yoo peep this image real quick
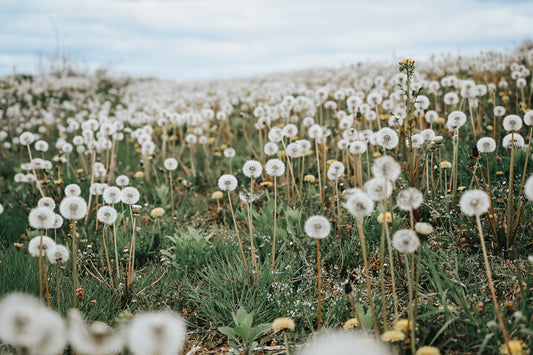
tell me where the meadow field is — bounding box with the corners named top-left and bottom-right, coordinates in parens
top-left (0, 47), bottom-right (532, 354)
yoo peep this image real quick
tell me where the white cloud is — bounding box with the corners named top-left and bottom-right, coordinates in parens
top-left (1, 0), bottom-right (532, 79)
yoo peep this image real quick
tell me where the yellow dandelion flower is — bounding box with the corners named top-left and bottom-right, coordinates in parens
top-left (220, 144), bottom-right (228, 150)
top-left (416, 346), bottom-right (441, 355)
top-left (13, 243), bottom-right (23, 249)
top-left (440, 161), bottom-right (452, 169)
top-left (436, 117), bottom-right (446, 125)
top-left (502, 95), bottom-right (510, 103)
top-left (54, 178), bottom-right (63, 185)
top-left (302, 150), bottom-right (314, 157)
top-left (208, 137), bottom-right (216, 144)
top-left (393, 319), bottom-right (411, 333)
top-left (304, 175), bottom-right (316, 183)
top-left (76, 168), bottom-right (84, 174)
top-left (377, 212), bottom-right (392, 224)
top-left (458, 186), bottom-right (466, 191)
top-left (500, 339), bottom-right (529, 355)
top-left (211, 191), bottom-right (224, 200)
top-left (381, 330), bottom-right (406, 343)
top-left (496, 171), bottom-right (504, 176)
top-left (260, 181), bottom-right (273, 188)
top-left (278, 150), bottom-right (286, 159)
top-left (486, 125), bottom-right (493, 132)
top-left (373, 151), bottom-right (382, 158)
top-left (134, 171), bottom-right (144, 179)
top-left (213, 151), bottom-right (222, 157)
top-left (326, 159), bottom-right (339, 166)
top-left (343, 318), bottom-right (360, 329)
top-left (150, 208), bottom-right (165, 218)
top-left (272, 317), bottom-right (295, 333)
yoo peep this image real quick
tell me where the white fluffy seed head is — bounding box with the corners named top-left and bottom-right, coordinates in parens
top-left (127, 311), bottom-right (187, 355)
top-left (59, 196), bottom-right (88, 220)
top-left (0, 293), bottom-right (67, 354)
top-left (396, 188), bottom-right (424, 211)
top-left (375, 128), bottom-right (399, 150)
top-left (305, 216), bottom-right (331, 239)
top-left (242, 160), bottom-right (262, 179)
top-left (364, 178), bottom-right (393, 201)
top-left (300, 329), bottom-right (389, 355)
top-left (121, 187), bottom-right (140, 205)
top-left (502, 133), bottom-right (524, 149)
top-left (37, 197), bottom-right (56, 211)
top-left (371, 156), bottom-right (401, 181)
top-left (286, 142), bottom-right (302, 158)
top-left (97, 206), bottom-right (118, 225)
top-left (476, 137), bottom-right (496, 153)
top-left (524, 175), bottom-right (533, 201)
top-left (218, 174), bottom-right (238, 192)
top-left (415, 222), bottom-right (434, 235)
top-left (265, 159), bottom-right (286, 177)
top-left (446, 111), bottom-right (467, 129)
top-left (327, 161), bottom-right (345, 180)
top-left (47, 244), bottom-right (70, 264)
top-left (503, 114), bottom-right (523, 132)
top-left (68, 309), bottom-right (125, 355)
top-left (164, 158), bottom-right (178, 171)
top-left (65, 184), bottom-right (82, 197)
top-left (264, 142), bottom-right (279, 156)
top-left (28, 207), bottom-right (55, 229)
top-left (223, 148), bottom-right (236, 158)
top-left (115, 175), bottom-right (130, 187)
top-left (343, 189), bottom-right (374, 218)
top-left (524, 111), bottom-right (533, 126)
top-left (460, 189), bottom-right (490, 216)
top-left (28, 236), bottom-right (56, 257)
top-left (393, 229), bottom-right (420, 253)
top-left (103, 186), bottom-right (122, 204)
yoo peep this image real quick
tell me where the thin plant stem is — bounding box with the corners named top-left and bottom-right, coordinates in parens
top-left (113, 222), bottom-right (120, 279)
top-left (507, 135), bottom-right (515, 248)
top-left (475, 215), bottom-right (511, 354)
top-left (102, 225), bottom-right (115, 289)
top-left (38, 234), bottom-right (44, 303)
top-left (56, 264), bottom-right (60, 312)
top-left (71, 221), bottom-right (78, 308)
top-left (356, 217), bottom-right (380, 336)
top-left (315, 140), bottom-right (324, 209)
top-left (249, 178), bottom-right (259, 281)
top-left (406, 253), bottom-right (416, 354)
top-left (43, 260), bottom-right (51, 308)
top-left (271, 177), bottom-right (278, 271)
top-left (317, 238), bottom-right (322, 330)
top-left (378, 216), bottom-right (388, 330)
top-left (383, 201), bottom-right (399, 321)
top-left (227, 192), bottom-right (251, 282)
top-left (26, 145), bottom-right (45, 197)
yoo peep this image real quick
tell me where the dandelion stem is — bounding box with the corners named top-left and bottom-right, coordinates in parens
top-left (406, 253), bottom-right (416, 354)
top-left (475, 215), bottom-right (511, 354)
top-left (271, 177), bottom-right (278, 271)
top-left (102, 225), bottom-right (115, 289)
top-left (316, 238), bottom-right (322, 330)
top-left (71, 221), bottom-right (78, 308)
top-left (356, 217), bottom-right (380, 336)
top-left (227, 192), bottom-right (251, 283)
top-left (249, 178), bottom-right (260, 281)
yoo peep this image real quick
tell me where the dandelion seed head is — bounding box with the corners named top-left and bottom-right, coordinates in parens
top-left (393, 229), bottom-right (420, 253)
top-left (301, 330), bottom-right (389, 355)
top-left (218, 174), bottom-right (238, 192)
top-left (503, 114), bottom-right (523, 132)
top-left (477, 137), bottom-right (496, 153)
top-left (47, 244), bottom-right (70, 264)
top-left (375, 128), bottom-right (399, 150)
top-left (60, 196), bottom-right (88, 220)
top-left (28, 236), bottom-right (56, 257)
top-left (242, 160), bottom-right (262, 179)
top-left (97, 206), bottom-right (118, 225)
top-left (163, 158), bottom-right (178, 171)
top-left (265, 159), bottom-right (286, 177)
top-left (344, 189), bottom-right (374, 218)
top-left (28, 207), bottom-right (55, 229)
top-left (372, 156), bottom-right (401, 181)
top-left (304, 215), bottom-right (331, 239)
top-left (121, 187), bottom-right (140, 205)
top-left (460, 189), bottom-right (490, 216)
top-left (502, 133), bottom-right (524, 149)
top-left (396, 188), bottom-right (424, 211)
top-left (65, 184), bottom-right (81, 197)
top-left (38, 197), bottom-right (56, 210)
top-left (127, 311), bottom-right (186, 355)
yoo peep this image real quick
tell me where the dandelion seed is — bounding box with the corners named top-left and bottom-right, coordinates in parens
top-left (396, 188), bottom-right (424, 211)
top-left (127, 311), bottom-right (186, 355)
top-left (163, 158), bottom-right (178, 171)
top-left (28, 207), bottom-right (55, 229)
top-left (460, 190), bottom-right (490, 216)
top-left (121, 187), bottom-right (140, 205)
top-left (242, 160), bottom-right (262, 179)
top-left (218, 174), bottom-right (238, 191)
top-left (59, 196), bottom-right (88, 220)
top-left (392, 229), bottom-right (420, 253)
top-left (477, 137), bottom-right (496, 153)
top-left (305, 216), bottom-right (331, 239)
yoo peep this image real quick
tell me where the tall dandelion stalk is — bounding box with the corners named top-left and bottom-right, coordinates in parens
top-left (460, 190), bottom-right (511, 354)
top-left (305, 216), bottom-right (331, 330)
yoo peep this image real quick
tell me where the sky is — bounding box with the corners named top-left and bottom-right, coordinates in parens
top-left (1, 0), bottom-right (532, 80)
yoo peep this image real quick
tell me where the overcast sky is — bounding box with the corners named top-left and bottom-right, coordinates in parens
top-left (1, 0), bottom-right (532, 80)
